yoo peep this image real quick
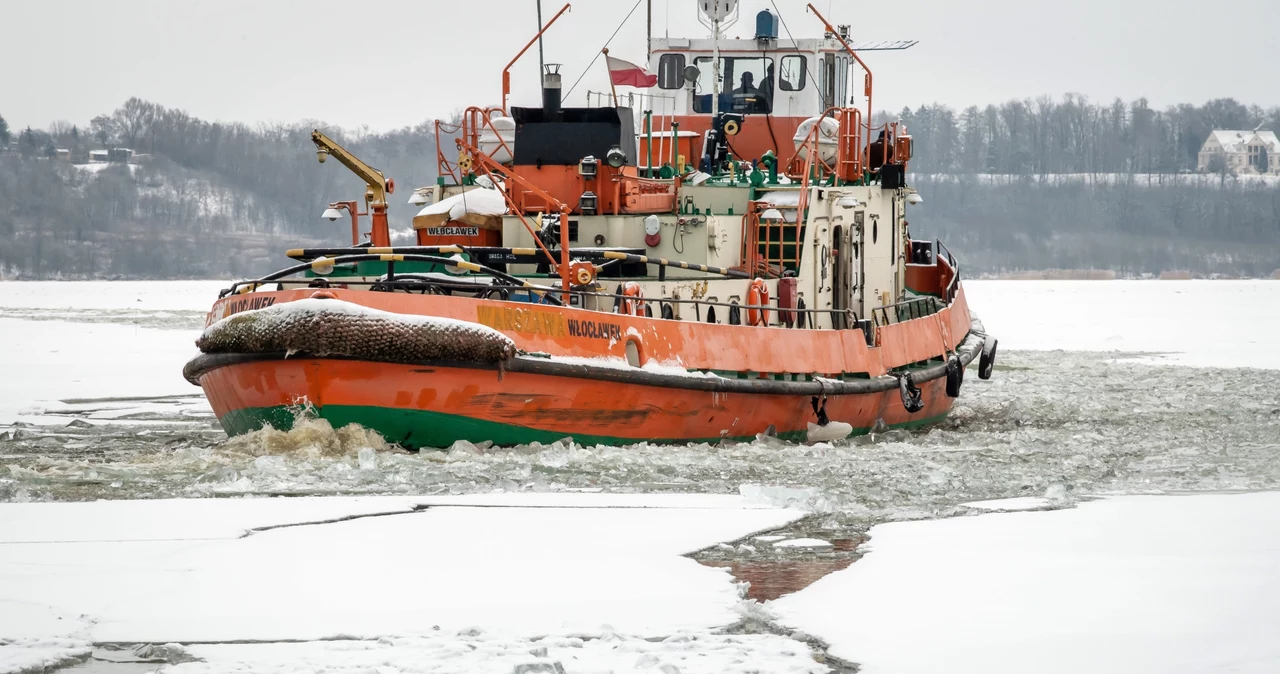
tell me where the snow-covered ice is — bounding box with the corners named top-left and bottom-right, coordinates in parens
top-left (0, 494), bottom-right (802, 645)
top-left (964, 279), bottom-right (1280, 369)
top-left (0, 281), bottom-right (219, 425)
top-left (171, 632), bottom-right (825, 674)
top-left (3, 279), bottom-right (1280, 672)
top-left (772, 492), bottom-right (1280, 673)
top-left (772, 538), bottom-right (833, 548)
top-left (959, 496), bottom-right (1053, 511)
top-left (0, 638), bottom-right (92, 674)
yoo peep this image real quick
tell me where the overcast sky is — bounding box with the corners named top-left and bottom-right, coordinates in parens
top-left (5, 0), bottom-right (1277, 132)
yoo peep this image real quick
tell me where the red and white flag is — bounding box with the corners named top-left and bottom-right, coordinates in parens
top-left (605, 54), bottom-right (657, 88)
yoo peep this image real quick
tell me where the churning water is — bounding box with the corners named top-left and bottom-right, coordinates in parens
top-left (2, 281), bottom-right (1278, 525)
top-left (3, 348), bottom-right (1277, 524)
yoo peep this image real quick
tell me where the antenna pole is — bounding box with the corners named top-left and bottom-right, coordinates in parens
top-left (646, 0), bottom-right (652, 62)
top-left (711, 8), bottom-right (721, 118)
top-left (537, 0), bottom-right (545, 73)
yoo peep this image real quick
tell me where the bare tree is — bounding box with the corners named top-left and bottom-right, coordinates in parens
top-left (48, 120), bottom-right (74, 140)
top-left (112, 97), bottom-right (157, 149)
top-left (90, 115), bottom-right (115, 148)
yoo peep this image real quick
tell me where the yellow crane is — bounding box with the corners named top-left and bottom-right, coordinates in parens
top-left (312, 130), bottom-right (395, 247)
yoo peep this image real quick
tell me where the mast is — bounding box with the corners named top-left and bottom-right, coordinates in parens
top-left (646, 0), bottom-right (652, 62)
top-left (711, 12), bottom-right (720, 118)
top-left (696, 1), bottom-right (738, 120)
top-left (537, 0), bottom-right (545, 73)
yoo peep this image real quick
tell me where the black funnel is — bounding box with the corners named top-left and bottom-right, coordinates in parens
top-left (542, 64), bottom-right (562, 121)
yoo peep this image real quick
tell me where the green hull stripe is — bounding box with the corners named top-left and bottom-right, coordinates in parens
top-left (219, 405), bottom-right (951, 450)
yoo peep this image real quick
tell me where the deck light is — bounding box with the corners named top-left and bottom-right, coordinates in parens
top-left (408, 190), bottom-right (431, 206)
top-left (761, 208), bottom-right (784, 221)
top-left (321, 207), bottom-right (344, 221)
top-left (605, 146), bottom-right (627, 168)
top-left (837, 196), bottom-right (860, 208)
top-left (906, 193), bottom-right (923, 205)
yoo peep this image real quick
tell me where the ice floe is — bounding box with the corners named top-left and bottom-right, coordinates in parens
top-left (772, 492), bottom-right (1280, 673)
top-left (0, 494), bottom-right (802, 645)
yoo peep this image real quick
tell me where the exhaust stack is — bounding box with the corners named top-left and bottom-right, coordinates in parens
top-left (542, 63), bottom-right (562, 121)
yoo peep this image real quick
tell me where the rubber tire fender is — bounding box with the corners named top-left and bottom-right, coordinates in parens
top-left (945, 354), bottom-right (963, 398)
top-left (899, 373), bottom-right (924, 413)
top-left (979, 338), bottom-right (998, 380)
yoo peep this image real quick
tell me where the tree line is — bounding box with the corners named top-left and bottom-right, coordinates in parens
top-left (882, 96), bottom-right (1280, 276)
top-left (0, 100), bottom-right (445, 278)
top-left (889, 96), bottom-right (1280, 175)
top-left (1, 95), bottom-right (1278, 279)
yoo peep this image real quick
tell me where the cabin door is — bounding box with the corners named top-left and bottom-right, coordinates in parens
top-left (831, 224), bottom-right (854, 329)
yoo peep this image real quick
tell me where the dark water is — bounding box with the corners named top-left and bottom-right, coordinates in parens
top-left (699, 536), bottom-right (865, 601)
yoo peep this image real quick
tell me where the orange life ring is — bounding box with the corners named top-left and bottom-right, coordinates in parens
top-left (747, 278), bottom-right (770, 326)
top-left (621, 281), bottom-right (644, 316)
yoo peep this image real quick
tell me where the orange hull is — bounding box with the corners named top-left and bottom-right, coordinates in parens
top-left (194, 357), bottom-right (960, 447)
top-left (191, 285), bottom-right (979, 448)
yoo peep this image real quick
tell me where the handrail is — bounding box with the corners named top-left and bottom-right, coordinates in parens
top-left (235, 275), bottom-right (867, 328)
top-left (937, 240), bottom-right (960, 301)
top-left (436, 107), bottom-right (510, 184)
top-left (464, 106), bottom-right (514, 165)
top-left (871, 296), bottom-right (943, 327)
top-left (219, 253), bottom-right (563, 304)
top-left (455, 137), bottom-right (573, 290)
top-left (434, 120), bottom-right (459, 183)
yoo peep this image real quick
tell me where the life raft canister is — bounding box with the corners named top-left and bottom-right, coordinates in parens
top-left (621, 281), bottom-right (644, 316)
top-left (747, 278), bottom-right (770, 326)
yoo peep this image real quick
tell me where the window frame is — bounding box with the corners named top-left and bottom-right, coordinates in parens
top-left (657, 53), bottom-right (687, 90)
top-left (690, 55), bottom-right (775, 114)
top-left (778, 54), bottom-right (807, 92)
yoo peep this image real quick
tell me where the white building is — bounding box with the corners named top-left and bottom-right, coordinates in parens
top-left (1197, 129), bottom-right (1279, 175)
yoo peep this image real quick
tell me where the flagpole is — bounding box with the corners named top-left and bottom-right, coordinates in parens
top-left (602, 48), bottom-right (619, 107)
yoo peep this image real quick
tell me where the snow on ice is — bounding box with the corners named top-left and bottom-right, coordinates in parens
top-left (771, 492), bottom-right (1280, 673)
top-left (4, 280), bottom-right (1280, 671)
top-left (0, 494), bottom-right (802, 645)
top-left (169, 633), bottom-right (826, 674)
top-left (964, 279), bottom-right (1280, 369)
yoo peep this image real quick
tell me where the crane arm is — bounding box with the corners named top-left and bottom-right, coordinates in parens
top-left (311, 130), bottom-right (391, 206)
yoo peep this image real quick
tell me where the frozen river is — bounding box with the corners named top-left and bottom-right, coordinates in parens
top-left (2, 280), bottom-right (1277, 509)
top-left (1, 279), bottom-right (1279, 673)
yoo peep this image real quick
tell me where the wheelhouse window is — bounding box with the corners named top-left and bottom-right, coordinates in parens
top-left (779, 55), bottom-right (806, 91)
top-left (657, 53), bottom-right (686, 90)
top-left (692, 56), bottom-right (774, 114)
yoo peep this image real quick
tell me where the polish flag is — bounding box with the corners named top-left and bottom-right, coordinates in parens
top-left (606, 55), bottom-right (658, 88)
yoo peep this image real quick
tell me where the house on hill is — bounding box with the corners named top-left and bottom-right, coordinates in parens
top-left (1197, 129), bottom-right (1278, 175)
